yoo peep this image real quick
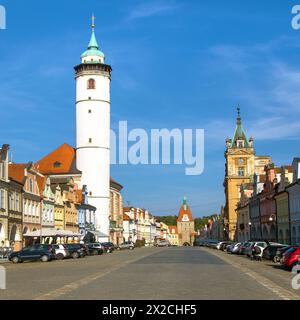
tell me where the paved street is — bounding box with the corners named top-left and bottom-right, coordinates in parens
top-left (0, 247), bottom-right (299, 300)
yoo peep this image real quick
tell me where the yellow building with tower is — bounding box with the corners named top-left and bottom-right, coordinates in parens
top-left (223, 108), bottom-right (271, 240)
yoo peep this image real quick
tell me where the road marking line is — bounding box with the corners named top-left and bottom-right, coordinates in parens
top-left (202, 248), bottom-right (299, 300)
top-left (34, 249), bottom-right (165, 300)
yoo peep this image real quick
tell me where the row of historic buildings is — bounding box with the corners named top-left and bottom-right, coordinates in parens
top-left (236, 160), bottom-right (300, 245)
top-left (123, 198), bottom-right (197, 247)
top-left (220, 108), bottom-right (300, 245)
top-left (0, 143), bottom-right (176, 250)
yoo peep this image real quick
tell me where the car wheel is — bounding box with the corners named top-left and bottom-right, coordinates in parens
top-left (72, 252), bottom-right (79, 259)
top-left (41, 255), bottom-right (49, 262)
top-left (56, 253), bottom-right (64, 260)
top-left (12, 256), bottom-right (19, 264)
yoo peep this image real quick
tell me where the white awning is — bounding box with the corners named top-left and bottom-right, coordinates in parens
top-left (23, 229), bottom-right (81, 238)
top-left (88, 230), bottom-right (108, 238)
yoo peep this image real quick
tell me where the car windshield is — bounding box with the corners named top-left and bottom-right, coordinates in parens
top-left (285, 247), bottom-right (296, 254)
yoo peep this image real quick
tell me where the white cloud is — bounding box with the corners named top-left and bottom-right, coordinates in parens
top-left (127, 1), bottom-right (179, 21)
top-left (203, 37), bottom-right (300, 142)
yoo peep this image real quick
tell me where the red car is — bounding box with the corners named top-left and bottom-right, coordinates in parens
top-left (281, 246), bottom-right (300, 269)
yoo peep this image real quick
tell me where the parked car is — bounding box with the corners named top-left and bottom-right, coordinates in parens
top-left (9, 244), bottom-right (55, 263)
top-left (205, 240), bottom-right (219, 249)
top-left (226, 242), bottom-right (239, 253)
top-left (245, 242), bottom-right (266, 257)
top-left (52, 244), bottom-right (70, 260)
top-left (101, 242), bottom-right (115, 253)
top-left (263, 244), bottom-right (288, 261)
top-left (86, 243), bottom-right (104, 255)
top-left (231, 243), bottom-right (242, 254)
top-left (274, 245), bottom-right (292, 263)
top-left (282, 246), bottom-right (300, 270)
top-left (117, 241), bottom-right (134, 250)
top-left (216, 241), bottom-right (228, 250)
top-left (64, 243), bottom-right (87, 259)
top-left (238, 242), bottom-right (252, 255)
top-left (220, 241), bottom-right (233, 251)
top-left (155, 240), bottom-right (171, 247)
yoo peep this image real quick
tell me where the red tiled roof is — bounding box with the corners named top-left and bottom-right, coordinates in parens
top-left (36, 143), bottom-right (123, 188)
top-left (168, 225), bottom-right (178, 234)
top-left (123, 213), bottom-right (130, 221)
top-left (36, 143), bottom-right (80, 175)
top-left (8, 163), bottom-right (27, 184)
top-left (285, 165), bottom-right (294, 173)
top-left (177, 204), bottom-right (194, 222)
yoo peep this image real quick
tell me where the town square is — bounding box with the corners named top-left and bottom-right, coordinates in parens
top-left (1, 1), bottom-right (300, 303)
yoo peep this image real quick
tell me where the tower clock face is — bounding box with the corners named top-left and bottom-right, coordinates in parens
top-left (182, 214), bottom-right (189, 222)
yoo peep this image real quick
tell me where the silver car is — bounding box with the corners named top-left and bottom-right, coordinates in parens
top-left (117, 241), bottom-right (134, 250)
top-left (156, 240), bottom-right (171, 247)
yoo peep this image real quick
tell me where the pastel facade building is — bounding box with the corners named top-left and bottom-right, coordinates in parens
top-left (53, 184), bottom-right (65, 231)
top-left (9, 163), bottom-right (41, 246)
top-left (274, 166), bottom-right (293, 244)
top-left (0, 145), bottom-right (9, 246)
top-left (287, 158), bottom-right (300, 245)
top-left (259, 164), bottom-right (280, 241)
top-left (168, 226), bottom-right (179, 246)
top-left (109, 179), bottom-right (124, 245)
top-left (236, 183), bottom-right (253, 242)
top-left (77, 186), bottom-right (97, 241)
top-left (123, 207), bottom-right (137, 242)
top-left (38, 176), bottom-right (55, 230)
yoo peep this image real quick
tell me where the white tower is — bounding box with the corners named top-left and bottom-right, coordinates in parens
top-left (75, 16), bottom-right (111, 240)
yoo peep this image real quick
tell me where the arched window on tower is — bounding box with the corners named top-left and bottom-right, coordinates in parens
top-left (87, 78), bottom-right (96, 90)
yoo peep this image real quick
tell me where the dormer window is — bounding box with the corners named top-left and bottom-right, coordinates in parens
top-left (53, 161), bottom-right (61, 168)
top-left (87, 78), bottom-right (96, 90)
top-left (237, 140), bottom-right (244, 148)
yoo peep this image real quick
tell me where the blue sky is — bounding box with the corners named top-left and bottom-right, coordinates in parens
top-left (0, 0), bottom-right (299, 217)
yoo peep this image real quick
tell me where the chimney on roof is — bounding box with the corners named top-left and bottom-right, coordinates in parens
top-left (292, 158), bottom-right (300, 182)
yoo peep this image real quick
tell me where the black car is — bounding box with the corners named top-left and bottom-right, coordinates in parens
top-left (86, 243), bottom-right (104, 255)
top-left (64, 243), bottom-right (87, 258)
top-left (263, 244), bottom-right (288, 261)
top-left (100, 242), bottom-right (115, 253)
top-left (9, 244), bottom-right (55, 263)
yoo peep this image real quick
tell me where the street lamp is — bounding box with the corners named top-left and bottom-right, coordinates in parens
top-left (269, 214), bottom-right (277, 242)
